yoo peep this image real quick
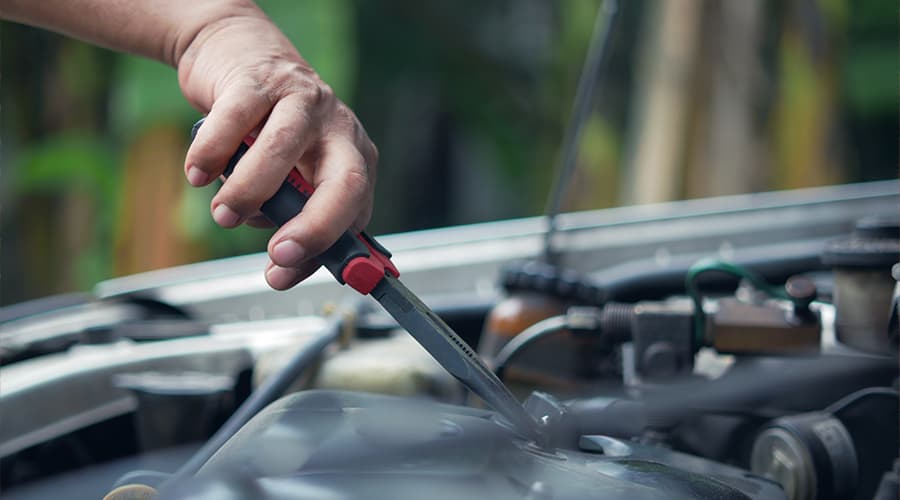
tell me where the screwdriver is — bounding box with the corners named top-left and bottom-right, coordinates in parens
top-left (191, 118), bottom-right (545, 445)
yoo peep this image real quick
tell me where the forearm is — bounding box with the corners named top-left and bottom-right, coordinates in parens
top-left (3, 0), bottom-right (378, 292)
top-left (0, 0), bottom-right (264, 66)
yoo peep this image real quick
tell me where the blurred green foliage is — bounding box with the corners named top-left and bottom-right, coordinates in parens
top-left (844, 46), bottom-right (898, 116)
top-left (15, 135), bottom-right (117, 197)
top-left (13, 135), bottom-right (120, 291)
top-left (1, 0), bottom-right (897, 304)
top-left (259, 0), bottom-right (356, 100)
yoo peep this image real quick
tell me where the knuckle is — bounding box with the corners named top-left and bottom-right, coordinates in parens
top-left (295, 77), bottom-right (335, 110)
top-left (342, 168), bottom-right (371, 201)
top-left (336, 105), bottom-right (362, 136)
top-left (261, 124), bottom-right (303, 163)
top-left (316, 82), bottom-right (336, 106)
top-left (258, 64), bottom-right (295, 98)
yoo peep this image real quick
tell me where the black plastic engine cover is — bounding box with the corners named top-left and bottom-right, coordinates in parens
top-left (159, 390), bottom-right (785, 500)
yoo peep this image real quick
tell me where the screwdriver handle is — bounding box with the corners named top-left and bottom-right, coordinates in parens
top-left (191, 118), bottom-right (398, 294)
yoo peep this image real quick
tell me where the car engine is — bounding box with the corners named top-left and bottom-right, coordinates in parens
top-left (1, 181), bottom-right (897, 499)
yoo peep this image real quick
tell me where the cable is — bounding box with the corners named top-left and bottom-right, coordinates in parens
top-left (543, 0), bottom-right (619, 263)
top-left (493, 315), bottom-right (569, 378)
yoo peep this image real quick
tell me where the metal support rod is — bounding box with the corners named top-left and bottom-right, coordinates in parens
top-left (543, 0), bottom-right (619, 263)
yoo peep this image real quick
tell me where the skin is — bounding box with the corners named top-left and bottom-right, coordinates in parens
top-left (2, 0), bottom-right (378, 290)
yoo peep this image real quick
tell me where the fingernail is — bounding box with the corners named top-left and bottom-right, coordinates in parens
top-left (272, 240), bottom-right (305, 265)
top-left (186, 166), bottom-right (209, 186)
top-left (266, 265), bottom-right (297, 290)
top-left (212, 204), bottom-right (241, 227)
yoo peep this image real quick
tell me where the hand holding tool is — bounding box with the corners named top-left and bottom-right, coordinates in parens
top-left (191, 119), bottom-right (545, 445)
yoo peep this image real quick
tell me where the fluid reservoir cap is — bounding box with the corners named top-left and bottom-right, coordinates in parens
top-left (822, 215), bottom-right (899, 269)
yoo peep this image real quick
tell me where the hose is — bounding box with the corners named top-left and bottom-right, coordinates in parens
top-left (493, 315), bottom-right (570, 378)
top-left (492, 304), bottom-right (634, 378)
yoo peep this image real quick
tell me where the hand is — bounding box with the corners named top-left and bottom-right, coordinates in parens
top-left (178, 9), bottom-right (377, 290)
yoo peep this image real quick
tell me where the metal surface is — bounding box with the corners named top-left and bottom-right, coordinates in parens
top-left (0, 316), bottom-right (328, 458)
top-left (0, 301), bottom-right (149, 360)
top-left (164, 390), bottom-right (786, 500)
top-left (170, 314), bottom-right (343, 480)
top-left (750, 427), bottom-right (816, 500)
top-left (832, 269), bottom-right (895, 353)
top-left (92, 181), bottom-right (897, 324)
top-left (711, 298), bottom-right (821, 354)
top-left (1, 182), bottom-right (896, 500)
top-left (631, 300), bottom-right (695, 378)
top-left (371, 275), bottom-right (545, 444)
top-left (823, 215), bottom-right (898, 353)
top-left (4, 181), bottom-right (896, 465)
top-left (752, 413), bottom-right (859, 500)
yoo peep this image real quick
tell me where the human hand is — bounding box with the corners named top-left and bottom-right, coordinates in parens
top-left (177, 7), bottom-right (377, 290)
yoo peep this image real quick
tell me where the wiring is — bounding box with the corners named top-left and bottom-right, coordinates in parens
top-left (685, 258), bottom-right (795, 346)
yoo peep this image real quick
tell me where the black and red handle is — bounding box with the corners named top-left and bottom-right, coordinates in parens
top-left (191, 118), bottom-right (398, 295)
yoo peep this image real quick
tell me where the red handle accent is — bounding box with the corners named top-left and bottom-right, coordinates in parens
top-left (342, 236), bottom-right (400, 294)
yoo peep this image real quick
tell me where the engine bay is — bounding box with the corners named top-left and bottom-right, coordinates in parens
top-left (1, 181), bottom-right (897, 500)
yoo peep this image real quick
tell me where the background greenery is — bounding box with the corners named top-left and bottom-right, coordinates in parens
top-left (1, 0), bottom-right (896, 305)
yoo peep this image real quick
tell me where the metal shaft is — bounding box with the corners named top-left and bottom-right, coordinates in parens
top-left (543, 0), bottom-right (619, 263)
top-left (371, 276), bottom-right (546, 445)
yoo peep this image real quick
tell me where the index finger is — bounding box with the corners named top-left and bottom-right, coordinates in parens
top-left (267, 138), bottom-right (371, 268)
top-left (185, 84), bottom-right (271, 186)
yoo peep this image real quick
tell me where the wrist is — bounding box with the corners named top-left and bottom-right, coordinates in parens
top-left (168, 0), bottom-right (264, 68)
